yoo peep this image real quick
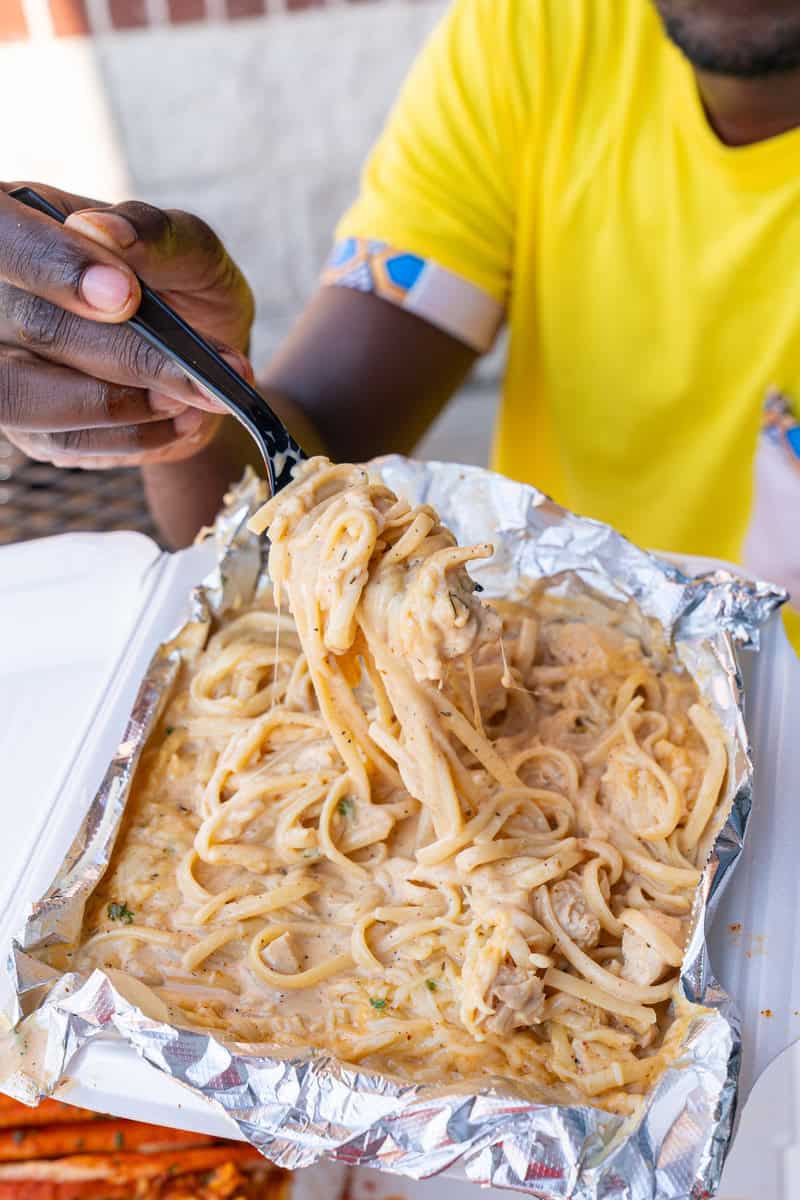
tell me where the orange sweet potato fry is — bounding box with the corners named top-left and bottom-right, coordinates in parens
top-left (0, 1119), bottom-right (215, 1163)
top-left (0, 1143), bottom-right (264, 1181)
top-left (0, 1096), bottom-right (286, 1200)
top-left (0, 1164), bottom-right (285, 1200)
top-left (0, 1099), bottom-right (103, 1130)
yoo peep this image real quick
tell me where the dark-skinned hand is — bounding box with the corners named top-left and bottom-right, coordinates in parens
top-left (0, 182), bottom-right (254, 469)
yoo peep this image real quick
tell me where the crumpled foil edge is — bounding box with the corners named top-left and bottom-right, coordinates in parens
top-left (1, 459), bottom-right (787, 1199)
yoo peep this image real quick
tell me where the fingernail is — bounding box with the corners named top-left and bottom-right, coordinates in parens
top-left (67, 211), bottom-right (137, 251)
top-left (220, 349), bottom-right (254, 383)
top-left (189, 378), bottom-right (229, 414)
top-left (174, 409), bottom-right (204, 436)
top-left (80, 264), bottom-right (135, 314)
top-left (150, 393), bottom-right (186, 418)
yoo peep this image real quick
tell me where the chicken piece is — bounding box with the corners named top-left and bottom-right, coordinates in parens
top-left (263, 932), bottom-right (300, 975)
top-left (378, 539), bottom-right (501, 685)
top-left (600, 745), bottom-right (670, 837)
top-left (485, 966), bottom-right (545, 1034)
top-left (340, 802), bottom-right (395, 854)
top-left (460, 919), bottom-right (511, 1035)
top-left (654, 740), bottom-right (697, 796)
top-left (460, 913), bottom-right (545, 1036)
top-left (544, 622), bottom-right (611, 672)
top-left (550, 877), bottom-right (600, 949)
top-left (571, 1038), bottom-right (609, 1075)
top-left (282, 740), bottom-right (338, 773)
top-left (621, 911), bottom-right (684, 986)
top-left (536, 710), bottom-right (591, 747)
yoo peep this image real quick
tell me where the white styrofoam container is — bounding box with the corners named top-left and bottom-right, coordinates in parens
top-left (1, 531), bottom-right (798, 1199)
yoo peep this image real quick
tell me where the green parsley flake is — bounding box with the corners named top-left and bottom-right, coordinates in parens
top-left (165, 725), bottom-right (175, 736)
top-left (337, 797), bottom-right (355, 819)
top-left (107, 901), bottom-right (134, 925)
top-left (369, 997), bottom-right (387, 1010)
top-left (425, 979), bottom-right (438, 992)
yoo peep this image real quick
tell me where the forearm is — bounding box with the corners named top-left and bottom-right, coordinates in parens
top-left (262, 289), bottom-right (476, 463)
top-left (141, 418), bottom-right (252, 549)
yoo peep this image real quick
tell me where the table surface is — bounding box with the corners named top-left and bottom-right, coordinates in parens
top-left (0, 436), bottom-right (158, 547)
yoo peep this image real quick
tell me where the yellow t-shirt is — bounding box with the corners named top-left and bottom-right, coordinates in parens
top-left (328, 0), bottom-right (800, 649)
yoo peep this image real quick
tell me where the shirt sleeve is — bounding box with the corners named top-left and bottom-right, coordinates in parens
top-left (322, 0), bottom-right (532, 352)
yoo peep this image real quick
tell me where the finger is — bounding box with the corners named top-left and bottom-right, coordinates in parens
top-left (0, 347), bottom-right (186, 431)
top-left (66, 201), bottom-right (236, 295)
top-left (9, 411), bottom-right (220, 469)
top-left (34, 418), bottom-right (181, 457)
top-left (22, 415), bottom-right (209, 460)
top-left (0, 185), bottom-right (140, 322)
top-left (0, 285), bottom-right (228, 412)
top-left (7, 412), bottom-right (220, 468)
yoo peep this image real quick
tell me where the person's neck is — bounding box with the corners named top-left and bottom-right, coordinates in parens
top-left (695, 67), bottom-right (800, 146)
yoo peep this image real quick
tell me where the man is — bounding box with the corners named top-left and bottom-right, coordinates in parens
top-left (0, 0), bottom-right (798, 645)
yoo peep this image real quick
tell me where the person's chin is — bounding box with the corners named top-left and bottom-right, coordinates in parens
top-left (651, 1), bottom-right (800, 77)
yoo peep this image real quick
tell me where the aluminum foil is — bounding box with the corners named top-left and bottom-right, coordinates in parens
top-left (0, 459), bottom-right (788, 1199)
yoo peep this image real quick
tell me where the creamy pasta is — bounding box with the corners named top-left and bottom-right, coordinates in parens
top-left (58, 459), bottom-right (728, 1114)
